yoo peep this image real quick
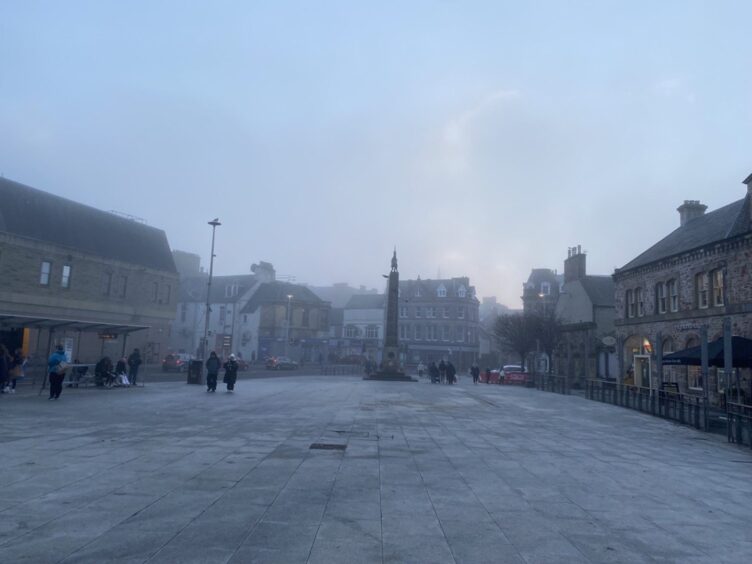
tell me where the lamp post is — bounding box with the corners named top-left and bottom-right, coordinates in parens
top-left (285, 294), bottom-right (293, 357)
top-left (201, 218), bottom-right (221, 360)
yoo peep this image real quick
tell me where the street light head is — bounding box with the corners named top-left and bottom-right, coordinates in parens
top-left (208, 218), bottom-right (221, 227)
top-left (287, 294), bottom-right (293, 300)
top-left (538, 293), bottom-right (545, 298)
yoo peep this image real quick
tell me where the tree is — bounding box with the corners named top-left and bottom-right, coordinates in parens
top-left (531, 311), bottom-right (563, 373)
top-left (494, 313), bottom-right (537, 370)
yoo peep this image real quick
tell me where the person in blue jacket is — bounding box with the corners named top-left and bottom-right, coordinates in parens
top-left (48, 344), bottom-right (67, 400)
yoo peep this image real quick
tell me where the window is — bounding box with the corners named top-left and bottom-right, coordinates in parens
top-left (668, 279), bottom-right (679, 312)
top-left (40, 261), bottom-right (51, 285)
top-left (437, 285), bottom-right (446, 298)
top-left (415, 306), bottom-right (422, 318)
top-left (102, 272), bottom-right (112, 295)
top-left (662, 337), bottom-right (674, 354)
top-left (457, 306), bottom-right (465, 319)
top-left (414, 325), bottom-right (423, 340)
top-left (712, 270), bottom-right (724, 307)
top-left (119, 275), bottom-right (128, 298)
top-left (225, 285), bottom-right (238, 298)
top-left (696, 273), bottom-right (709, 309)
top-left (427, 306), bottom-right (437, 318)
top-left (540, 282), bottom-right (551, 295)
top-left (399, 306), bottom-right (408, 318)
top-left (61, 264), bottom-right (71, 288)
top-left (442, 326), bottom-right (450, 341)
top-left (656, 282), bottom-right (666, 314)
top-left (180, 303), bottom-right (187, 323)
top-left (429, 326), bottom-right (438, 341)
top-left (152, 282), bottom-right (159, 302)
top-left (443, 306), bottom-right (450, 318)
top-left (626, 289), bottom-right (635, 318)
top-left (219, 306), bottom-right (227, 325)
top-left (458, 286), bottom-right (466, 298)
top-left (636, 288), bottom-right (644, 317)
top-left (456, 326), bottom-right (464, 341)
top-left (345, 325), bottom-right (359, 338)
top-left (366, 325), bottom-right (379, 339)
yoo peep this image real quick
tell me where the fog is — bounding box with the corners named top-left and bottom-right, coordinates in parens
top-left (2, 1), bottom-right (750, 306)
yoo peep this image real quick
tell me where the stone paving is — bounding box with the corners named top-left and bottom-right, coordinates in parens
top-left (0, 375), bottom-right (750, 563)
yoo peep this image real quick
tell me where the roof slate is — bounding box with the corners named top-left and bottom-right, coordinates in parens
top-left (619, 197), bottom-right (750, 272)
top-left (344, 294), bottom-right (385, 309)
top-left (241, 281), bottom-right (326, 314)
top-left (580, 276), bottom-right (615, 307)
top-left (179, 275), bottom-right (257, 304)
top-left (0, 177), bottom-right (176, 273)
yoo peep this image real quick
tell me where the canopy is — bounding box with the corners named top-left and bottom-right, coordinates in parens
top-left (662, 336), bottom-right (752, 368)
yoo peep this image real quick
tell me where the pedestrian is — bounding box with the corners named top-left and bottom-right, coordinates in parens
top-left (95, 356), bottom-right (115, 387)
top-left (223, 353), bottom-right (239, 392)
top-left (127, 348), bottom-right (142, 386)
top-left (48, 344), bottom-right (68, 400)
top-left (428, 361), bottom-right (439, 384)
top-left (446, 361), bottom-right (456, 385)
top-left (6, 348), bottom-right (25, 393)
top-left (417, 361), bottom-right (426, 378)
top-left (484, 367), bottom-right (492, 384)
top-left (471, 363), bottom-right (480, 384)
top-left (439, 360), bottom-right (446, 384)
top-left (205, 351), bottom-right (221, 393)
top-left (0, 344), bottom-right (10, 394)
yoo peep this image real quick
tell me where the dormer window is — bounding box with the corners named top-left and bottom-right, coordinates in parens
top-left (540, 282), bottom-right (551, 296)
top-left (437, 285), bottom-right (447, 298)
top-left (458, 286), bottom-right (466, 298)
top-left (225, 284), bottom-right (238, 298)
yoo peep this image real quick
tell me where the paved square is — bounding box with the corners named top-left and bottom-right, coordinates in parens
top-left (1, 375), bottom-right (750, 563)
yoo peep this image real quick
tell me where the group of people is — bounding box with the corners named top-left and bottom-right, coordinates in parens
top-left (0, 345), bottom-right (26, 394)
top-left (205, 351), bottom-right (239, 393)
top-left (427, 359), bottom-right (458, 384)
top-left (47, 346), bottom-right (143, 399)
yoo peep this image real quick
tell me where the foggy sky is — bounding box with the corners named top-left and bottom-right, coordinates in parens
top-left (2, 1), bottom-right (751, 307)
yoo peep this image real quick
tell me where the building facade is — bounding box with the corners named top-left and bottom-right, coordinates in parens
top-left (613, 179), bottom-right (752, 404)
top-left (0, 178), bottom-right (178, 365)
top-left (397, 277), bottom-right (480, 369)
top-left (341, 294), bottom-right (386, 362)
top-left (522, 268), bottom-right (562, 316)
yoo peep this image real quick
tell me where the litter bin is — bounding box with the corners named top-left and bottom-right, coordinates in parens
top-left (187, 360), bottom-right (204, 385)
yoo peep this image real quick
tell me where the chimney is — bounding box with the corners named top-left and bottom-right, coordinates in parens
top-left (677, 200), bottom-right (707, 227)
top-left (564, 246), bottom-right (586, 282)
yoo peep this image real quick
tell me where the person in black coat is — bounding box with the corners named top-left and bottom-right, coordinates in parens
top-left (429, 361), bottom-right (440, 384)
top-left (471, 363), bottom-right (480, 384)
top-left (223, 354), bottom-right (239, 392)
top-left (205, 351), bottom-right (221, 393)
top-left (446, 362), bottom-right (456, 385)
top-left (438, 360), bottom-right (446, 384)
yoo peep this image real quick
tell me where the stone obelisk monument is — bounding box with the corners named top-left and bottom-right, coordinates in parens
top-left (364, 249), bottom-right (416, 382)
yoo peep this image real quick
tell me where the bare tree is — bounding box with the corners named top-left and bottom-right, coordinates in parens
top-left (531, 311), bottom-right (563, 373)
top-left (494, 314), bottom-right (537, 370)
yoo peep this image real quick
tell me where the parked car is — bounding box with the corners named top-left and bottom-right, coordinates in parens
top-left (162, 353), bottom-right (192, 372)
top-left (265, 356), bottom-right (299, 370)
top-left (499, 365), bottom-right (527, 385)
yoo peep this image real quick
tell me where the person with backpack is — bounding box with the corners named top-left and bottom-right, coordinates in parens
top-left (48, 344), bottom-right (68, 400)
top-left (223, 354), bottom-right (239, 392)
top-left (205, 351), bottom-right (221, 393)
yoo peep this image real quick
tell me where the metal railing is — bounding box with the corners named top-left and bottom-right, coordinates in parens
top-left (534, 373), bottom-right (569, 395)
top-left (585, 379), bottom-right (708, 431)
top-left (727, 402), bottom-right (752, 448)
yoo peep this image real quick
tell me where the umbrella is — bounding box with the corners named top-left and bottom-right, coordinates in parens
top-left (662, 336), bottom-right (752, 368)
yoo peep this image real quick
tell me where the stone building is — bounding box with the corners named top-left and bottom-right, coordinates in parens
top-left (553, 247), bottom-right (616, 385)
top-left (522, 268), bottom-right (562, 316)
top-left (397, 277), bottom-right (480, 369)
top-left (613, 177), bottom-right (752, 403)
top-left (0, 177), bottom-right (178, 364)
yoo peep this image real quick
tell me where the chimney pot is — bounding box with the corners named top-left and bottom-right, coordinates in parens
top-left (677, 200), bottom-right (707, 227)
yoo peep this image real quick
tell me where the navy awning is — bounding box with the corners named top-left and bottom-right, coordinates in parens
top-left (663, 336), bottom-right (752, 368)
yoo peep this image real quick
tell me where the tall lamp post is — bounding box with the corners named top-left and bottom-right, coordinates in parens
top-left (201, 218), bottom-right (221, 360)
top-left (284, 294), bottom-right (293, 357)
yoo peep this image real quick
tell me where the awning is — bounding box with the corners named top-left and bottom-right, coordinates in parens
top-left (0, 313), bottom-right (150, 334)
top-left (663, 336), bottom-right (752, 368)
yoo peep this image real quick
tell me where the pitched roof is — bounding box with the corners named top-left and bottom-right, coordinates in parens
top-left (179, 274), bottom-right (257, 304)
top-left (344, 294), bottom-right (385, 309)
top-left (240, 281), bottom-right (326, 314)
top-left (0, 177), bottom-right (176, 273)
top-left (619, 197), bottom-right (750, 272)
top-left (580, 276), bottom-right (615, 307)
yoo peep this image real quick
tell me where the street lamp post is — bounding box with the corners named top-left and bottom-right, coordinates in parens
top-left (201, 218), bottom-right (221, 360)
top-left (285, 294), bottom-right (293, 357)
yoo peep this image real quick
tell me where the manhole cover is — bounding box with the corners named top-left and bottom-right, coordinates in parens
top-left (310, 443), bottom-right (347, 451)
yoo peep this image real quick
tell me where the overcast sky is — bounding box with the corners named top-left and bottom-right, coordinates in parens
top-left (2, 1), bottom-right (750, 307)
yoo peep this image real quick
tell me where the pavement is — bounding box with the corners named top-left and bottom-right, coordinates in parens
top-left (0, 374), bottom-right (750, 564)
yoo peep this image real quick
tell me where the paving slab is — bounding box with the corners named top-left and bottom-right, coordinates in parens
top-left (1, 375), bottom-right (751, 563)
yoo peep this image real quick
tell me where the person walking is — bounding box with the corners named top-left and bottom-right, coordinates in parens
top-left (48, 344), bottom-right (68, 400)
top-left (127, 348), bottom-right (142, 386)
top-left (471, 363), bottom-right (480, 384)
top-left (7, 348), bottom-right (25, 393)
top-left (0, 344), bottom-right (10, 394)
top-left (438, 360), bottom-right (446, 385)
top-left (223, 353), bottom-right (239, 392)
top-left (446, 361), bottom-right (456, 385)
top-left (205, 351), bottom-right (221, 393)
top-left (429, 361), bottom-right (439, 384)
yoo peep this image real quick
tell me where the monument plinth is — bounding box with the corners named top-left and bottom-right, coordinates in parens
top-left (364, 250), bottom-right (416, 382)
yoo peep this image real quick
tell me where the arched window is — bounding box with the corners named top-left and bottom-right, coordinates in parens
top-left (662, 337), bottom-right (674, 354)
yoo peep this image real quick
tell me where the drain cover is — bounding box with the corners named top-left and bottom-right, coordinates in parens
top-left (310, 443), bottom-right (347, 451)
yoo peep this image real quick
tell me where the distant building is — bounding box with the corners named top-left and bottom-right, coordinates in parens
top-left (553, 247), bottom-right (616, 384)
top-left (307, 282), bottom-right (379, 309)
top-left (341, 294), bottom-right (386, 361)
top-left (522, 268), bottom-right (562, 316)
top-left (613, 178), bottom-right (752, 404)
top-left (0, 177), bottom-right (178, 364)
top-left (398, 277), bottom-right (480, 368)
